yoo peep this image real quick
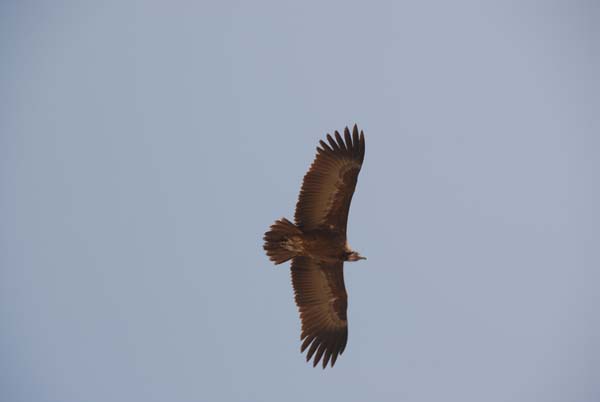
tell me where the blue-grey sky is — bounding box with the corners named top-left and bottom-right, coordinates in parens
top-left (1, 1), bottom-right (598, 401)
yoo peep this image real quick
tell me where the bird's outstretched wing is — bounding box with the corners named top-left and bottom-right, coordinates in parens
top-left (291, 257), bottom-right (348, 368)
top-left (294, 125), bottom-right (365, 233)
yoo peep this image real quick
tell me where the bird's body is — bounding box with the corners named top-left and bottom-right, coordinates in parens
top-left (287, 228), bottom-right (345, 262)
top-left (263, 125), bottom-right (366, 368)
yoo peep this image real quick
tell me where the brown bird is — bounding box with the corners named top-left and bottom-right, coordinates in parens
top-left (263, 125), bottom-right (366, 368)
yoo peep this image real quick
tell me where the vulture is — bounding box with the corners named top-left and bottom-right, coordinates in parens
top-left (263, 125), bottom-right (366, 368)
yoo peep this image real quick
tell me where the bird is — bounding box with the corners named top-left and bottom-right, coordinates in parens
top-left (263, 124), bottom-right (366, 368)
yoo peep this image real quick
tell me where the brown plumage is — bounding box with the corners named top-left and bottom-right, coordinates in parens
top-left (263, 125), bottom-right (366, 368)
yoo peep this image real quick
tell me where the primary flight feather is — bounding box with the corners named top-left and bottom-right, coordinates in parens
top-left (263, 125), bottom-right (366, 368)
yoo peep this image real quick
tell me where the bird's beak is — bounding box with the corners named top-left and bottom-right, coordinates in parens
top-left (359, 255), bottom-right (366, 260)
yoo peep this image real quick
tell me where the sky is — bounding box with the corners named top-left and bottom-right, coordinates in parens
top-left (1, 1), bottom-right (598, 401)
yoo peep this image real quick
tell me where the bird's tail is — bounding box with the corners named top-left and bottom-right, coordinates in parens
top-left (263, 218), bottom-right (303, 265)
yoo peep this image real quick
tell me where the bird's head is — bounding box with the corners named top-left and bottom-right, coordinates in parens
top-left (346, 251), bottom-right (366, 262)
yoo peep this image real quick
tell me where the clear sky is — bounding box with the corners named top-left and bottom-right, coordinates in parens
top-left (1, 1), bottom-right (598, 401)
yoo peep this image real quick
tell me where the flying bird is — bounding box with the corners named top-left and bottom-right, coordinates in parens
top-left (263, 125), bottom-right (366, 368)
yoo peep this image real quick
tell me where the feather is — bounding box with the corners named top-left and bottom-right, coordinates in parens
top-left (291, 257), bottom-right (348, 369)
top-left (294, 125), bottom-right (365, 232)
